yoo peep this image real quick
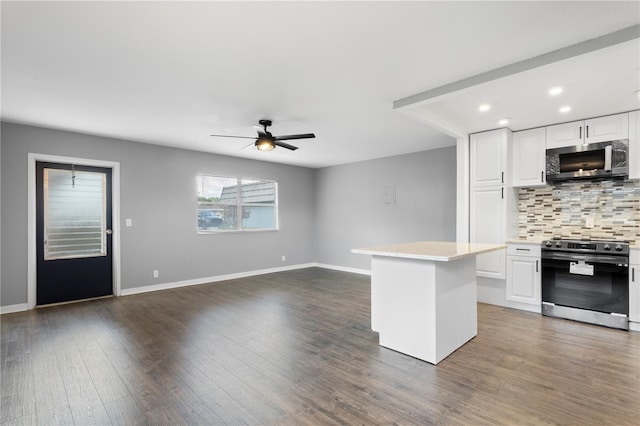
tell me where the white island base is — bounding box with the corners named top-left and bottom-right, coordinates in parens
top-left (353, 241), bottom-right (505, 365)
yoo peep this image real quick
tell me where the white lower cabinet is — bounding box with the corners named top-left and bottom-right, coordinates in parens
top-left (630, 248), bottom-right (640, 326)
top-left (506, 244), bottom-right (541, 306)
top-left (630, 264), bottom-right (640, 324)
top-left (471, 187), bottom-right (506, 279)
top-left (629, 249), bottom-right (639, 330)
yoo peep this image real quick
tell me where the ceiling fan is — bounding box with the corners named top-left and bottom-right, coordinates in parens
top-left (211, 119), bottom-right (315, 151)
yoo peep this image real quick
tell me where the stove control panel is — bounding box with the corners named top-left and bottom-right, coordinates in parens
top-left (541, 239), bottom-right (629, 255)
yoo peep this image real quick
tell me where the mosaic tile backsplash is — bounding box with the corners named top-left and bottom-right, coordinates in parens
top-left (518, 180), bottom-right (640, 244)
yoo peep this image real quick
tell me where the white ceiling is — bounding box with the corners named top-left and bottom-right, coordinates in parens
top-left (2, 1), bottom-right (639, 168)
top-left (397, 35), bottom-right (640, 136)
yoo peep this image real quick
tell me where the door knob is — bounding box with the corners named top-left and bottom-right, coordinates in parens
top-left (105, 229), bottom-right (113, 235)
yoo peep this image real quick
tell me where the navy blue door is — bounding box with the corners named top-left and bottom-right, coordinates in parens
top-left (36, 162), bottom-right (113, 305)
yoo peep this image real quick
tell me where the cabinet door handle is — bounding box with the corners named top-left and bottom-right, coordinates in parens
top-left (516, 248), bottom-right (530, 252)
top-left (586, 125), bottom-right (589, 139)
top-left (501, 187), bottom-right (504, 199)
top-left (541, 171), bottom-right (544, 182)
top-left (536, 260), bottom-right (539, 273)
top-left (501, 171), bottom-right (504, 183)
top-left (579, 126), bottom-right (582, 139)
top-left (633, 267), bottom-right (636, 282)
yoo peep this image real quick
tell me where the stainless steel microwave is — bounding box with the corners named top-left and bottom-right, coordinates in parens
top-left (545, 139), bottom-right (629, 182)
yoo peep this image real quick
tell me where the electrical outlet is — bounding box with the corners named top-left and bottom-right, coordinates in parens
top-left (126, 218), bottom-right (133, 227)
top-left (153, 270), bottom-right (159, 278)
top-left (281, 255), bottom-right (286, 262)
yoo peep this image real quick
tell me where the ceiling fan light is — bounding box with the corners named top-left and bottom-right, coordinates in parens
top-left (256, 137), bottom-right (275, 151)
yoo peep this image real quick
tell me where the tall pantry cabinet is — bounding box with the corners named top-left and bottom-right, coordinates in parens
top-left (469, 129), bottom-right (515, 279)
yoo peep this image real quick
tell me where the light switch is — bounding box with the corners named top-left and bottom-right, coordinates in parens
top-left (383, 185), bottom-right (396, 204)
top-left (126, 218), bottom-right (133, 227)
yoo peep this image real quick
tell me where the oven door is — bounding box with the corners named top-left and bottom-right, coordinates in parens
top-left (541, 252), bottom-right (629, 315)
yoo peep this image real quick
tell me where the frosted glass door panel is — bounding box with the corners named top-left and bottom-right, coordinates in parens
top-left (44, 169), bottom-right (107, 260)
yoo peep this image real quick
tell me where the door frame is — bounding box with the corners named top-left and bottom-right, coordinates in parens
top-left (27, 153), bottom-right (121, 309)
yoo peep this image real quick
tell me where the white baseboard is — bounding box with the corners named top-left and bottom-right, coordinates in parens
top-left (313, 263), bottom-right (371, 276)
top-left (506, 301), bottom-right (541, 314)
top-left (0, 303), bottom-right (29, 314)
top-left (476, 277), bottom-right (508, 307)
top-left (121, 263), bottom-right (317, 296)
top-left (630, 322), bottom-right (639, 332)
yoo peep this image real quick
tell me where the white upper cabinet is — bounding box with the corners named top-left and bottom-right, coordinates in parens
top-left (629, 110), bottom-right (640, 180)
top-left (584, 113), bottom-right (629, 143)
top-left (512, 128), bottom-right (546, 187)
top-left (546, 120), bottom-right (582, 149)
top-left (546, 113), bottom-right (629, 149)
top-left (470, 129), bottom-right (508, 187)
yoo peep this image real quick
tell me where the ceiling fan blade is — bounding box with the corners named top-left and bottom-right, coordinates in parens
top-left (252, 124), bottom-right (267, 136)
top-left (274, 141), bottom-right (299, 151)
top-left (210, 134), bottom-right (255, 139)
top-left (274, 133), bottom-right (315, 141)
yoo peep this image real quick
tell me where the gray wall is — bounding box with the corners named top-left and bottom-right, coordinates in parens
top-left (314, 147), bottom-right (457, 270)
top-left (1, 122), bottom-right (457, 308)
top-left (1, 122), bottom-right (315, 306)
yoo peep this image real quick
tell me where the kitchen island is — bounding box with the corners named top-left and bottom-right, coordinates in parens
top-left (352, 241), bottom-right (506, 364)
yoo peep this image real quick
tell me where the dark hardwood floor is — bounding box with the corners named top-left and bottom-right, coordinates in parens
top-left (2, 267), bottom-right (639, 425)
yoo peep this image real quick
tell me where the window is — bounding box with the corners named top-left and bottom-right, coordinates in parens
top-left (197, 175), bottom-right (277, 233)
top-left (44, 168), bottom-right (107, 260)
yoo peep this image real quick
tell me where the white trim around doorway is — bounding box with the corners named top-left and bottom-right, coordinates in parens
top-left (27, 153), bottom-right (121, 310)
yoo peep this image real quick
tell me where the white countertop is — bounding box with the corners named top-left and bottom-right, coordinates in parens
top-left (352, 241), bottom-right (506, 262)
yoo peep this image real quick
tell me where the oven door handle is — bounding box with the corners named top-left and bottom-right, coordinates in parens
top-left (541, 252), bottom-right (629, 265)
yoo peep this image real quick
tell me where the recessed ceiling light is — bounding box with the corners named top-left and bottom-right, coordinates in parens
top-left (559, 106), bottom-right (571, 113)
top-left (549, 86), bottom-right (564, 96)
top-left (498, 118), bottom-right (509, 126)
top-left (478, 104), bottom-right (491, 112)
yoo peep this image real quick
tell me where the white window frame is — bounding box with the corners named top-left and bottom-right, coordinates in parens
top-left (197, 175), bottom-right (278, 234)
